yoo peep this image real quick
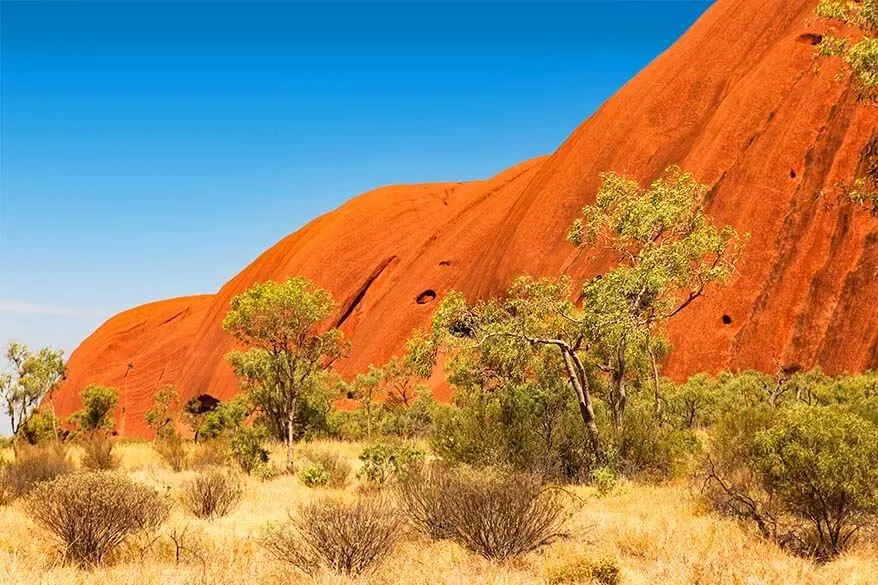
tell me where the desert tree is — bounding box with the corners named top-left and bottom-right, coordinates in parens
top-left (432, 167), bottom-right (742, 455)
top-left (223, 276), bottom-right (348, 468)
top-left (71, 384), bottom-right (119, 433)
top-left (346, 365), bottom-right (382, 439)
top-left (815, 1), bottom-right (878, 214)
top-left (0, 341), bottom-right (65, 437)
top-left (144, 383), bottom-right (179, 441)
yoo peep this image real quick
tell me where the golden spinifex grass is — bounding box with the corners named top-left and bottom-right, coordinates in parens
top-left (0, 441), bottom-right (875, 585)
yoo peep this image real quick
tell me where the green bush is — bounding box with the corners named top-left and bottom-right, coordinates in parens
top-left (17, 411), bottom-right (64, 445)
top-left (357, 442), bottom-right (425, 486)
top-left (299, 462), bottom-right (331, 487)
top-left (24, 472), bottom-right (170, 566)
top-left (605, 398), bottom-right (697, 480)
top-left (329, 393), bottom-right (438, 441)
top-left (70, 384), bottom-right (119, 433)
top-left (590, 466), bottom-right (618, 497)
top-left (701, 405), bottom-right (878, 560)
top-left (229, 427), bottom-right (269, 475)
top-left (430, 379), bottom-right (596, 483)
top-left (298, 447), bottom-right (351, 488)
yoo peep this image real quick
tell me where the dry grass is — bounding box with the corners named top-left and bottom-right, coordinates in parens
top-left (0, 441), bottom-right (875, 584)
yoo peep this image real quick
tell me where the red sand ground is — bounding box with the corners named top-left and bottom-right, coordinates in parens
top-left (53, 0), bottom-right (878, 437)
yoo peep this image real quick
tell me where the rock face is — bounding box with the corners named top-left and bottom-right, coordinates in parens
top-left (53, 0), bottom-right (878, 437)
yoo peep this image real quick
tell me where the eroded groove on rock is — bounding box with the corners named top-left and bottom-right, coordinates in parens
top-left (335, 255), bottom-right (397, 328)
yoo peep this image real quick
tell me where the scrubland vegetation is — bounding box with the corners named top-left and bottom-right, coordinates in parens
top-left (2, 136), bottom-right (877, 585)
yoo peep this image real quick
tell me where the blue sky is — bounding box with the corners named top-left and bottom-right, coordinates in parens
top-left (0, 0), bottom-right (711, 432)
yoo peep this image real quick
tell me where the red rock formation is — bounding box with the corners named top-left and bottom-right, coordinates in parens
top-left (53, 0), bottom-right (878, 437)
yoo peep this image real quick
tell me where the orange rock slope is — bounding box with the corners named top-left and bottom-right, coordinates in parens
top-left (54, 0), bottom-right (878, 437)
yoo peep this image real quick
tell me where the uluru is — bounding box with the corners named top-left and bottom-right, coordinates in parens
top-left (51, 0), bottom-right (877, 438)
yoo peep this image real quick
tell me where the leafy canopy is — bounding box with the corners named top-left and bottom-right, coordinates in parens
top-left (0, 341), bottom-right (65, 436)
top-left (431, 166), bottom-right (742, 442)
top-left (72, 384), bottom-right (119, 433)
top-left (223, 277), bottom-right (347, 463)
top-left (816, 0), bottom-right (878, 100)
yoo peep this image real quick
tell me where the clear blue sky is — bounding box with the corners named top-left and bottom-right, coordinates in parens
top-left (0, 1), bottom-right (711, 432)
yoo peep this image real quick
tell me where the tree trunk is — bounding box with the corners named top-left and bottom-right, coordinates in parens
top-left (559, 348), bottom-right (603, 460)
top-left (650, 347), bottom-right (662, 419)
top-left (286, 395), bottom-right (297, 471)
top-left (610, 342), bottom-right (628, 431)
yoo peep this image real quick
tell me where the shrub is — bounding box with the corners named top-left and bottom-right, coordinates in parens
top-left (154, 434), bottom-right (189, 472)
top-left (80, 433), bottom-right (119, 470)
top-left (399, 467), bottom-right (571, 559)
top-left (189, 439), bottom-right (229, 469)
top-left (180, 468), bottom-right (244, 519)
top-left (18, 411), bottom-right (64, 445)
top-left (1, 444), bottom-right (74, 499)
top-left (545, 555), bottom-right (621, 585)
top-left (396, 464), bottom-right (456, 540)
top-left (701, 405), bottom-right (878, 560)
top-left (229, 427), bottom-right (268, 474)
top-left (430, 378), bottom-right (596, 483)
top-left (606, 398), bottom-right (697, 480)
top-left (24, 472), bottom-right (171, 565)
top-left (357, 442), bottom-right (425, 486)
top-left (70, 384), bottom-right (119, 433)
top-left (261, 496), bottom-right (402, 576)
top-left (299, 446), bottom-right (351, 488)
top-left (299, 463), bottom-right (331, 487)
top-left (590, 466), bottom-right (618, 497)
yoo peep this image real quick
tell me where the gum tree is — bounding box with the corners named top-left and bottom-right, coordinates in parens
top-left (0, 341), bottom-right (65, 437)
top-left (223, 276), bottom-right (348, 468)
top-left (433, 167), bottom-right (742, 455)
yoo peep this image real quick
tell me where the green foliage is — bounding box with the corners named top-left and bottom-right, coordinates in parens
top-left (357, 442), bottom-right (425, 486)
top-left (197, 395), bottom-right (251, 441)
top-left (228, 426), bottom-right (269, 474)
top-left (816, 0), bottom-right (878, 99)
top-left (605, 396), bottom-right (698, 480)
top-left (590, 466), bottom-right (619, 497)
top-left (1, 341), bottom-right (65, 437)
top-left (431, 357), bottom-right (596, 482)
top-left (299, 462), bottom-right (331, 487)
top-left (298, 446), bottom-right (351, 488)
top-left (330, 390), bottom-right (437, 441)
top-left (18, 410), bottom-right (64, 445)
top-left (702, 404), bottom-right (878, 560)
top-left (663, 373), bottom-right (728, 429)
top-left (223, 277), bottom-right (348, 466)
top-left (71, 384), bottom-right (119, 433)
top-left (427, 167), bottom-right (742, 466)
top-left (144, 384), bottom-right (179, 440)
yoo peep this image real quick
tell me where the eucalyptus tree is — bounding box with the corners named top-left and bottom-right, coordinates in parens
top-left (223, 276), bottom-right (348, 468)
top-left (432, 167), bottom-right (743, 456)
top-left (0, 341), bottom-right (65, 437)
